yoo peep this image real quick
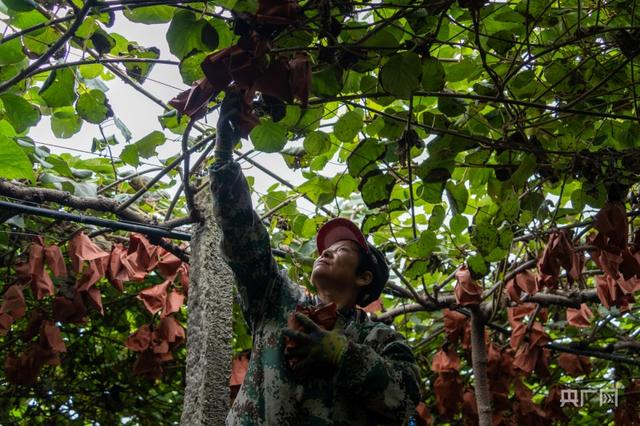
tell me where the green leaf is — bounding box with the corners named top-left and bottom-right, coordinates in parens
top-left (274, 29), bottom-right (314, 50)
top-left (39, 69), bottom-right (77, 108)
top-left (421, 58), bottom-right (446, 91)
top-left (46, 155), bottom-right (74, 177)
top-left (303, 131), bottom-right (331, 156)
top-left (179, 52), bottom-right (207, 85)
top-left (292, 215), bottom-right (317, 238)
top-left (90, 28), bottom-right (116, 56)
top-left (71, 181), bottom-right (98, 198)
top-left (510, 154), bottom-right (537, 188)
top-left (114, 116), bottom-right (132, 141)
top-left (123, 5), bottom-right (174, 24)
top-left (335, 174), bottom-right (358, 198)
top-left (279, 105), bottom-right (301, 129)
top-left (64, 156), bottom-right (113, 174)
top-left (444, 58), bottom-right (480, 82)
top-left (76, 90), bottom-right (111, 124)
top-left (499, 192), bottom-right (520, 222)
top-left (23, 27), bottom-right (57, 56)
top-left (509, 70), bottom-right (538, 98)
top-left (9, 10), bottom-right (47, 29)
top-left (487, 30), bottom-right (515, 54)
top-left (334, 111), bottom-right (363, 142)
top-left (134, 131), bottom-right (165, 158)
top-left (108, 32), bottom-right (130, 55)
top-left (418, 182), bottom-right (445, 203)
top-left (404, 259), bottom-right (428, 280)
top-left (470, 223), bottom-right (498, 256)
top-left (3, 0), bottom-right (36, 12)
top-left (347, 138), bottom-right (386, 177)
top-left (210, 19), bottom-right (233, 49)
top-left (360, 74), bottom-right (377, 93)
top-left (445, 181), bottom-right (468, 215)
top-left (215, 0), bottom-right (257, 13)
top-left (493, 9), bottom-right (525, 24)
top-left (379, 52), bottom-right (421, 98)
top-left (0, 120), bottom-right (16, 137)
top-left (358, 169), bottom-right (395, 208)
top-left (0, 38), bottom-right (25, 65)
top-left (428, 205), bottom-right (446, 230)
top-left (250, 121), bottom-right (287, 153)
top-left (295, 107), bottom-right (324, 132)
top-left (468, 254), bottom-right (489, 278)
top-left (450, 214), bottom-right (468, 235)
top-left (0, 93), bottom-right (40, 133)
top-left (158, 110), bottom-right (189, 135)
top-left (79, 63), bottom-right (103, 79)
top-left (0, 135), bottom-right (34, 182)
top-left (361, 27), bottom-right (399, 49)
top-left (485, 246), bottom-right (508, 262)
top-left (362, 213), bottom-right (387, 234)
top-left (438, 97), bottom-right (466, 117)
top-left (406, 230), bottom-right (437, 257)
top-left (311, 65), bottom-right (343, 97)
top-left (200, 21), bottom-right (219, 51)
top-left (543, 61), bottom-right (570, 90)
top-left (166, 11), bottom-right (214, 59)
top-left (309, 154), bottom-right (330, 171)
top-left (51, 107), bottom-right (83, 139)
top-left (125, 45), bottom-right (160, 84)
top-left (121, 144), bottom-right (140, 167)
top-left (498, 227), bottom-right (513, 249)
top-left (571, 187), bottom-right (586, 211)
top-left (75, 16), bottom-right (99, 39)
top-left (298, 175), bottom-right (335, 205)
top-left (281, 146), bottom-right (307, 171)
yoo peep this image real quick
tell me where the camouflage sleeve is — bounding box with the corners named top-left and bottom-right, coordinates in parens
top-left (209, 160), bottom-right (279, 329)
top-left (336, 324), bottom-right (421, 421)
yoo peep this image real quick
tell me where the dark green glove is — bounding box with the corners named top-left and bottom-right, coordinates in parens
top-left (214, 91), bottom-right (243, 162)
top-left (283, 312), bottom-right (348, 375)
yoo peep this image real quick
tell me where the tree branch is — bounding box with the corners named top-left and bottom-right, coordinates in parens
top-left (378, 287), bottom-right (602, 323)
top-left (521, 289), bottom-right (599, 308)
top-left (546, 342), bottom-right (640, 366)
top-left (469, 305), bottom-right (493, 426)
top-left (0, 179), bottom-right (148, 224)
top-left (0, 14), bottom-right (74, 45)
top-left (181, 119), bottom-right (201, 222)
top-left (372, 296), bottom-right (457, 322)
top-left (313, 91), bottom-right (640, 122)
top-left (166, 138), bottom-right (217, 221)
top-left (235, 149), bottom-right (335, 217)
top-left (97, 167), bottom-right (163, 195)
top-left (25, 58), bottom-right (179, 79)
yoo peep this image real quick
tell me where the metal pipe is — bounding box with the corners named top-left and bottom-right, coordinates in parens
top-left (0, 200), bottom-right (191, 241)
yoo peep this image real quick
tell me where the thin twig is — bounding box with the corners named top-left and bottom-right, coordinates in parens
top-left (116, 136), bottom-right (213, 213)
top-left (98, 167), bottom-right (164, 195)
top-left (181, 119), bottom-right (200, 222)
top-left (24, 57), bottom-right (180, 79)
top-left (259, 194), bottom-right (303, 221)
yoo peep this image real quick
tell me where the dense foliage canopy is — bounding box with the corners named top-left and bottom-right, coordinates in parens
top-left (1, 0), bottom-right (640, 424)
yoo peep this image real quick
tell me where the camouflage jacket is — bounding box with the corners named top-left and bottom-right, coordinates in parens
top-left (210, 160), bottom-right (421, 426)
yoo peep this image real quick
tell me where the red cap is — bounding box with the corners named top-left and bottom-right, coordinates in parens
top-left (316, 218), bottom-right (369, 255)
